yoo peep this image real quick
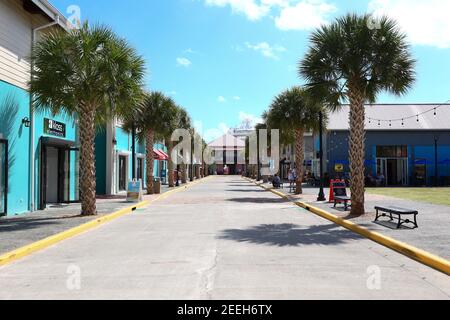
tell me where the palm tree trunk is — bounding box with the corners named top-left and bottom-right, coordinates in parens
top-left (146, 129), bottom-right (155, 195)
top-left (348, 86), bottom-right (366, 215)
top-left (295, 128), bottom-right (305, 195)
top-left (79, 104), bottom-right (97, 216)
top-left (182, 164), bottom-right (187, 183)
top-left (167, 142), bottom-right (175, 187)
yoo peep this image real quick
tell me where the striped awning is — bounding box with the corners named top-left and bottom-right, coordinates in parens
top-left (154, 149), bottom-right (169, 161)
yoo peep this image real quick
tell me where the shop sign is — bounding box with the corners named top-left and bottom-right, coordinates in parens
top-left (44, 118), bottom-right (66, 138)
top-left (127, 180), bottom-right (143, 203)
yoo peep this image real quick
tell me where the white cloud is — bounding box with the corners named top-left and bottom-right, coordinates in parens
top-left (176, 57), bottom-right (192, 67)
top-left (204, 0), bottom-right (336, 30)
top-left (233, 96), bottom-right (241, 100)
top-left (218, 96), bottom-right (226, 102)
top-left (167, 90), bottom-right (177, 96)
top-left (245, 42), bottom-right (287, 59)
top-left (205, 0), bottom-right (271, 21)
top-left (275, 0), bottom-right (337, 31)
top-left (368, 0), bottom-right (450, 48)
top-left (238, 111), bottom-right (263, 128)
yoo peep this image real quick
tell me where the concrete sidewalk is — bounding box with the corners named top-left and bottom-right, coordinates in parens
top-left (0, 176), bottom-right (448, 300)
top-left (0, 182), bottom-right (190, 255)
top-left (258, 181), bottom-right (450, 260)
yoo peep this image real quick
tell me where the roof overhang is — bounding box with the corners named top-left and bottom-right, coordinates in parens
top-left (23, 0), bottom-right (72, 31)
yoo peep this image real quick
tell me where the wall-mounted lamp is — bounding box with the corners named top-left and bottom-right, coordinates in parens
top-left (22, 117), bottom-right (31, 128)
top-left (112, 139), bottom-right (117, 145)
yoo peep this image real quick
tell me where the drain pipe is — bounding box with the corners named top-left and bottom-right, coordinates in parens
top-left (29, 16), bottom-right (60, 212)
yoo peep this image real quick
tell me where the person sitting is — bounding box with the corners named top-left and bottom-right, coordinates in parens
top-left (272, 174), bottom-right (282, 189)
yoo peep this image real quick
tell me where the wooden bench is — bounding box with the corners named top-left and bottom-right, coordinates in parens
top-left (374, 206), bottom-right (419, 229)
top-left (333, 187), bottom-right (351, 211)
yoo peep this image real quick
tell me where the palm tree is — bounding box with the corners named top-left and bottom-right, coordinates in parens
top-left (30, 22), bottom-right (145, 216)
top-left (123, 92), bottom-right (169, 195)
top-left (156, 98), bottom-right (180, 188)
top-left (161, 104), bottom-right (191, 188)
top-left (299, 14), bottom-right (415, 215)
top-left (177, 108), bottom-right (192, 184)
top-left (265, 87), bottom-right (324, 195)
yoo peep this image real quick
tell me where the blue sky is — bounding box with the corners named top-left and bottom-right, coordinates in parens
top-left (51, 0), bottom-right (450, 141)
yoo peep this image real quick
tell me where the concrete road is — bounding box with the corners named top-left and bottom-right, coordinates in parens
top-left (0, 176), bottom-right (449, 299)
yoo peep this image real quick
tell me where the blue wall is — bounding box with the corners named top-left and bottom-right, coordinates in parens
top-left (0, 80), bottom-right (79, 216)
top-left (327, 130), bottom-right (450, 186)
top-left (0, 80), bottom-right (31, 215)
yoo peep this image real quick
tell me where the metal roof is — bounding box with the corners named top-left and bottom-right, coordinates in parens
top-left (327, 104), bottom-right (450, 131)
top-left (208, 133), bottom-right (246, 150)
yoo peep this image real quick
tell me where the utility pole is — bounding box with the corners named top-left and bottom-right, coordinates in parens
top-left (257, 127), bottom-right (261, 181)
top-left (132, 123), bottom-right (136, 180)
top-left (317, 112), bottom-right (326, 201)
top-left (434, 135), bottom-right (439, 187)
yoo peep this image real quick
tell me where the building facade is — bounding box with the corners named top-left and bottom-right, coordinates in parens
top-left (0, 0), bottom-right (76, 216)
top-left (95, 121), bottom-right (169, 196)
top-left (324, 104), bottom-right (450, 187)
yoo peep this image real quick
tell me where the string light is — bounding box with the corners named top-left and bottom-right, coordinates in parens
top-left (367, 101), bottom-right (449, 126)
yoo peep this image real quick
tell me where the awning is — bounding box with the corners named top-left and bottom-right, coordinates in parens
top-left (154, 149), bottom-right (168, 161)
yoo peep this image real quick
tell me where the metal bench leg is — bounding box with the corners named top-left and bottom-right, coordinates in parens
top-left (397, 215), bottom-right (402, 229)
top-left (344, 201), bottom-right (348, 211)
top-left (334, 200), bottom-right (337, 208)
top-left (414, 214), bottom-right (419, 229)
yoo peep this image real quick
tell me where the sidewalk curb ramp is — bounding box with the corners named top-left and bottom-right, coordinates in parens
top-left (0, 177), bottom-right (211, 267)
top-left (244, 177), bottom-right (450, 276)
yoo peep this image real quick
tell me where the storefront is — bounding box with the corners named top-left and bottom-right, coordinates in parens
top-left (39, 137), bottom-right (79, 209)
top-left (36, 117), bottom-right (80, 210)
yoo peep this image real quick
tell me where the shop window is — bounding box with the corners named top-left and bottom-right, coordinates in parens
top-left (376, 146), bottom-right (407, 158)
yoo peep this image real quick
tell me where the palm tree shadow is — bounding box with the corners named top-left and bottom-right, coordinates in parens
top-left (0, 93), bottom-right (19, 191)
top-left (227, 197), bottom-right (291, 204)
top-left (218, 223), bottom-right (362, 247)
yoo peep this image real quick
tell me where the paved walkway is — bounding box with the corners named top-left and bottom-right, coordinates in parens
top-left (0, 183), bottom-right (177, 254)
top-left (0, 176), bottom-right (449, 299)
top-left (268, 182), bottom-right (450, 260)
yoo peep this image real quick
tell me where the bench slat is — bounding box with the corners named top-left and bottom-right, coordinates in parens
top-left (375, 206), bottom-right (418, 214)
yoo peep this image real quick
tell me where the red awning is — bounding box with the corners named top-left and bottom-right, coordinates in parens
top-left (159, 150), bottom-right (169, 160)
top-left (154, 149), bottom-right (168, 161)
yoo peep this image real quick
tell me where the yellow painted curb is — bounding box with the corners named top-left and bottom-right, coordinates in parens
top-left (0, 177), bottom-right (211, 267)
top-left (243, 177), bottom-right (450, 276)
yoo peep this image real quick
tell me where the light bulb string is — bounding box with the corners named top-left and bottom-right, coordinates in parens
top-left (367, 100), bottom-right (450, 123)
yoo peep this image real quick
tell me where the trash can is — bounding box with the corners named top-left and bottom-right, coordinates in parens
top-left (153, 177), bottom-right (161, 194)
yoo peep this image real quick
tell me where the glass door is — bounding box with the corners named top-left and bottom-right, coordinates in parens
top-left (118, 155), bottom-right (127, 191)
top-left (399, 158), bottom-right (409, 186)
top-left (376, 158), bottom-right (387, 186)
top-left (0, 139), bottom-right (7, 216)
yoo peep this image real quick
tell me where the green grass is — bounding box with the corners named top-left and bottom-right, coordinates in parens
top-left (366, 188), bottom-right (450, 206)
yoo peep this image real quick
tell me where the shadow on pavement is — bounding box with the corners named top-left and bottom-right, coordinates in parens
top-left (226, 189), bottom-right (267, 193)
top-left (226, 197), bottom-right (291, 204)
top-left (0, 219), bottom-right (62, 232)
top-left (218, 223), bottom-right (362, 247)
top-left (227, 184), bottom-right (256, 187)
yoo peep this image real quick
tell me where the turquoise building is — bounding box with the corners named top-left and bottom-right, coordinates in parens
top-left (0, 0), bottom-right (75, 216)
top-left (95, 121), bottom-right (168, 196)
